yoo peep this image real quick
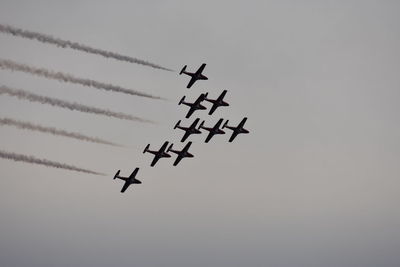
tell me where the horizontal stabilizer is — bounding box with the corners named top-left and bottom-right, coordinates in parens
top-left (143, 144), bottom-right (150, 154)
top-left (180, 65), bottom-right (187, 75)
top-left (167, 143), bottom-right (173, 152)
top-left (174, 120), bottom-right (181, 129)
top-left (114, 170), bottom-right (120, 179)
top-left (223, 120), bottom-right (229, 129)
top-left (179, 96), bottom-right (185, 105)
top-left (199, 120), bottom-right (205, 129)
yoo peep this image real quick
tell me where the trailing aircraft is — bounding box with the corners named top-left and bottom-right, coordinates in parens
top-left (179, 93), bottom-right (208, 118)
top-left (113, 168), bottom-right (141, 193)
top-left (179, 63), bottom-right (208, 88)
top-left (204, 90), bottom-right (229, 115)
top-left (174, 118), bottom-right (202, 142)
top-left (167, 141), bottom-right (194, 166)
top-left (143, 141), bottom-right (171, 167)
top-left (198, 118), bottom-right (225, 143)
top-left (223, 117), bottom-right (250, 142)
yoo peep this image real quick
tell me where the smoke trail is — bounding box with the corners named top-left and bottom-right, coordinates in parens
top-left (0, 85), bottom-right (154, 123)
top-left (0, 58), bottom-right (164, 100)
top-left (0, 117), bottom-right (122, 147)
top-left (0, 24), bottom-right (173, 71)
top-left (0, 149), bottom-right (104, 175)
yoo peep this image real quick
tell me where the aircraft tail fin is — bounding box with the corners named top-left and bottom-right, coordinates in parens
top-left (114, 170), bottom-right (120, 180)
top-left (179, 96), bottom-right (185, 105)
top-left (174, 120), bottom-right (181, 129)
top-left (223, 120), bottom-right (229, 129)
top-left (143, 144), bottom-right (150, 154)
top-left (204, 92), bottom-right (209, 99)
top-left (180, 65), bottom-right (187, 75)
top-left (199, 120), bottom-right (205, 129)
top-left (167, 143), bottom-right (173, 152)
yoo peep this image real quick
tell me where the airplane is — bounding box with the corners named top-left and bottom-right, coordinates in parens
top-left (223, 117), bottom-right (250, 142)
top-left (179, 63), bottom-right (208, 88)
top-left (174, 118), bottom-right (202, 142)
top-left (143, 141), bottom-right (171, 167)
top-left (167, 141), bottom-right (194, 166)
top-left (198, 118), bottom-right (225, 143)
top-left (179, 93), bottom-right (208, 118)
top-left (113, 168), bottom-right (141, 193)
top-left (204, 90), bottom-right (229, 115)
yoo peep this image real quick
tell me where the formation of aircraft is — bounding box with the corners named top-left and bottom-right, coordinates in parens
top-left (180, 63), bottom-right (208, 88)
top-left (113, 168), bottom-right (141, 193)
top-left (113, 63), bottom-right (249, 193)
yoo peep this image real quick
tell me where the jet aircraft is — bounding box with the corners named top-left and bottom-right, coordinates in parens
top-left (179, 93), bottom-right (208, 118)
top-left (204, 90), bottom-right (229, 115)
top-left (113, 168), bottom-right (141, 193)
top-left (167, 141), bottom-right (194, 166)
top-left (198, 118), bottom-right (226, 143)
top-left (174, 118), bottom-right (202, 142)
top-left (179, 63), bottom-right (208, 88)
top-left (223, 117), bottom-right (250, 142)
top-left (143, 141), bottom-right (171, 167)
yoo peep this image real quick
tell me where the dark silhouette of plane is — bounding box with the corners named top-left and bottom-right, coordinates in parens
top-left (198, 118), bottom-right (225, 143)
top-left (113, 168), bottom-right (141, 193)
top-left (179, 63), bottom-right (208, 88)
top-left (179, 93), bottom-right (208, 118)
top-left (143, 141), bottom-right (171, 167)
top-left (204, 90), bottom-right (229, 115)
top-left (223, 117), bottom-right (250, 142)
top-left (167, 141), bottom-right (194, 166)
top-left (174, 118), bottom-right (202, 142)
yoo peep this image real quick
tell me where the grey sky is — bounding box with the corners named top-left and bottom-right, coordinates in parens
top-left (0, 1), bottom-right (400, 266)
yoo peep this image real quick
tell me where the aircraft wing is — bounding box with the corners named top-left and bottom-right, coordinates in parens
top-left (238, 117), bottom-right (247, 128)
top-left (196, 63), bottom-right (206, 74)
top-left (160, 141), bottom-right (169, 152)
top-left (217, 90), bottom-right (227, 101)
top-left (129, 168), bottom-right (139, 178)
top-left (229, 131), bottom-right (240, 142)
top-left (185, 107), bottom-right (196, 118)
top-left (214, 118), bottom-right (224, 129)
top-left (186, 77), bottom-right (197, 89)
top-left (173, 154), bottom-right (184, 166)
top-left (150, 155), bottom-right (161, 167)
top-left (182, 141), bottom-right (192, 153)
top-left (208, 103), bottom-right (218, 115)
top-left (120, 181), bottom-right (131, 193)
top-left (181, 131), bottom-right (191, 142)
top-left (205, 132), bottom-right (214, 143)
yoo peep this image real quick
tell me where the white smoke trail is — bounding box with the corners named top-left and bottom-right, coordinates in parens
top-left (0, 58), bottom-right (164, 100)
top-left (0, 24), bottom-right (173, 71)
top-left (0, 117), bottom-right (122, 147)
top-left (0, 85), bottom-right (154, 123)
top-left (0, 149), bottom-right (104, 175)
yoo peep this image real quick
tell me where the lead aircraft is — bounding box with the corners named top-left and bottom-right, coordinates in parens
top-left (223, 117), bottom-right (250, 142)
top-left (179, 63), bottom-right (208, 88)
top-left (143, 141), bottom-right (171, 167)
top-left (198, 119), bottom-right (226, 143)
top-left (167, 141), bottom-right (194, 166)
top-left (113, 168), bottom-right (141, 193)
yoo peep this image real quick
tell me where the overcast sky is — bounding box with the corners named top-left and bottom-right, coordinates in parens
top-left (0, 1), bottom-right (399, 266)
